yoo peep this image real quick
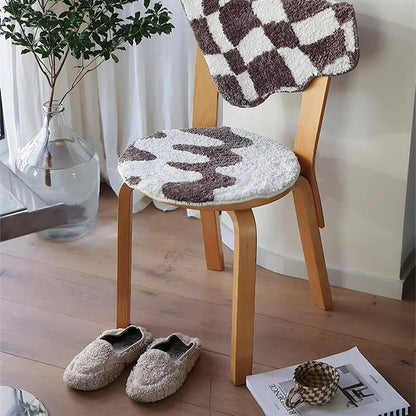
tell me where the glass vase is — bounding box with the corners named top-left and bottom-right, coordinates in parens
top-left (15, 101), bottom-right (100, 241)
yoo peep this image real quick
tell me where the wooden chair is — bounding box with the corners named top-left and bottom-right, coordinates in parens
top-left (116, 0), bottom-right (359, 386)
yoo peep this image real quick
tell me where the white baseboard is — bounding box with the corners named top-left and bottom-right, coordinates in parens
top-left (220, 221), bottom-right (405, 300)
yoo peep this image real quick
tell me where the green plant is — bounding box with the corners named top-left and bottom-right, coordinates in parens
top-left (0, 0), bottom-right (174, 108)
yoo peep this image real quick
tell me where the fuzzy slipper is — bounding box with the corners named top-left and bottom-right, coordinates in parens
top-left (63, 325), bottom-right (152, 391)
top-left (125, 333), bottom-right (201, 402)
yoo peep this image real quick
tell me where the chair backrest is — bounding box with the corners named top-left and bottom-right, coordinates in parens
top-left (186, 0), bottom-right (359, 225)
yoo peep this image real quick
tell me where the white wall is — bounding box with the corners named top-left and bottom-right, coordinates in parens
top-left (220, 0), bottom-right (416, 299)
top-left (401, 93), bottom-right (415, 276)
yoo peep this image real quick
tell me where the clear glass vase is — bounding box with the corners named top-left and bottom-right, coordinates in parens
top-left (15, 101), bottom-right (100, 241)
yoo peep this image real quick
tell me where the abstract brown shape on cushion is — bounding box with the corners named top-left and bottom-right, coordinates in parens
top-left (146, 131), bottom-right (167, 139)
top-left (119, 145), bottom-right (157, 163)
top-left (162, 127), bottom-right (253, 203)
top-left (119, 145), bottom-right (157, 188)
top-left (127, 176), bottom-right (141, 186)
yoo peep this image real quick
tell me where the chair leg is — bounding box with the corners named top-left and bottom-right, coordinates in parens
top-left (200, 210), bottom-right (224, 271)
top-left (228, 209), bottom-right (257, 385)
top-left (117, 183), bottom-right (133, 328)
top-left (293, 176), bottom-right (333, 310)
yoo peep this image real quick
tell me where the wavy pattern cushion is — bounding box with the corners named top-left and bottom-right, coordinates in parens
top-left (118, 127), bottom-right (300, 207)
top-left (181, 0), bottom-right (359, 107)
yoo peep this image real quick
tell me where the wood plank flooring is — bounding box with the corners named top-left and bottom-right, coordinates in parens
top-left (1, 185), bottom-right (414, 415)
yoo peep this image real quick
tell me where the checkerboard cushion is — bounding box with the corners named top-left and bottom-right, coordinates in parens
top-left (117, 127), bottom-right (300, 207)
top-left (181, 0), bottom-right (359, 107)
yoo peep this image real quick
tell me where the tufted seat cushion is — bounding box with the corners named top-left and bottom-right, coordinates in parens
top-left (117, 127), bottom-right (300, 207)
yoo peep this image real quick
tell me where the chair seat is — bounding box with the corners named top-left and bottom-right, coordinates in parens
top-left (117, 126), bottom-right (300, 207)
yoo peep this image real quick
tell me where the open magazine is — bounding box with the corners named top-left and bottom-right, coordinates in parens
top-left (246, 347), bottom-right (409, 416)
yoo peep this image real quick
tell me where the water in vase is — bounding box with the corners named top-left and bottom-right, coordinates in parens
top-left (15, 102), bottom-right (100, 241)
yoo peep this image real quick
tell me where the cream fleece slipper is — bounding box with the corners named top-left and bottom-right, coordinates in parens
top-left (63, 325), bottom-right (152, 391)
top-left (125, 333), bottom-right (201, 402)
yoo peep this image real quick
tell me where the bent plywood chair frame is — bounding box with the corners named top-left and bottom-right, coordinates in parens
top-left (117, 47), bottom-right (332, 386)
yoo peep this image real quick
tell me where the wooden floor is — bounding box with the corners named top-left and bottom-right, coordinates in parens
top-left (1, 185), bottom-right (414, 415)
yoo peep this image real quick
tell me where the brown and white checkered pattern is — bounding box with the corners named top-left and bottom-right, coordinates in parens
top-left (181, 0), bottom-right (359, 107)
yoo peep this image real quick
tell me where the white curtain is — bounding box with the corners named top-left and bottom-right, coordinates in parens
top-left (0, 0), bottom-right (196, 212)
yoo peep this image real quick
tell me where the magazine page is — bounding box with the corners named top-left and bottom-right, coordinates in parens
top-left (246, 347), bottom-right (409, 416)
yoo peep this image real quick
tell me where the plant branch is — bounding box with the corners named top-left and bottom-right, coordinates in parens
top-left (35, 54), bottom-right (52, 85)
top-left (54, 48), bottom-right (70, 81)
top-left (48, 53), bottom-right (54, 80)
top-left (45, 0), bottom-right (58, 12)
top-left (59, 58), bottom-right (105, 105)
top-left (14, 17), bottom-right (52, 77)
top-left (64, 55), bottom-right (100, 99)
top-left (48, 84), bottom-right (55, 109)
top-left (16, 21), bottom-right (52, 85)
top-left (70, 61), bottom-right (87, 88)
